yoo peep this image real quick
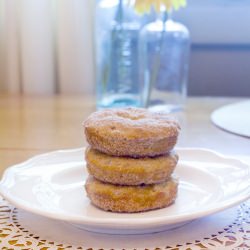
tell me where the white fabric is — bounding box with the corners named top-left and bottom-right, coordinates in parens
top-left (0, 0), bottom-right (4, 92)
top-left (0, 0), bottom-right (95, 95)
top-left (3, 0), bottom-right (20, 93)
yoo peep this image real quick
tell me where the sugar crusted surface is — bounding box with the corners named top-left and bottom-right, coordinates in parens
top-left (86, 147), bottom-right (178, 185)
top-left (85, 176), bottom-right (178, 213)
top-left (84, 107), bottom-right (180, 157)
top-left (84, 107), bottom-right (180, 140)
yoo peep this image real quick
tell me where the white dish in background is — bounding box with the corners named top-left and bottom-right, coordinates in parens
top-left (0, 148), bottom-right (249, 234)
top-left (211, 100), bottom-right (250, 138)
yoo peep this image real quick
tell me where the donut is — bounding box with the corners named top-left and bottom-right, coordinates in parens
top-left (85, 176), bottom-right (178, 213)
top-left (83, 107), bottom-right (180, 157)
top-left (85, 147), bottom-right (178, 185)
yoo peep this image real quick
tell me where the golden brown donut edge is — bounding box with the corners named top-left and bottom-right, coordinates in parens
top-left (85, 176), bottom-right (178, 213)
top-left (85, 147), bottom-right (179, 185)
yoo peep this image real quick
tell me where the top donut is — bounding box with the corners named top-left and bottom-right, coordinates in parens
top-left (83, 107), bottom-right (180, 157)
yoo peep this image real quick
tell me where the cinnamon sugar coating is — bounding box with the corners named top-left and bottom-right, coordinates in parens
top-left (85, 176), bottom-right (178, 213)
top-left (84, 107), bottom-right (180, 157)
top-left (85, 147), bottom-right (178, 185)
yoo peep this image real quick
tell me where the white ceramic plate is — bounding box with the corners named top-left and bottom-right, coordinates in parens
top-left (0, 148), bottom-right (250, 234)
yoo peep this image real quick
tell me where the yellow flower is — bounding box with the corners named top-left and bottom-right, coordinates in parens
top-left (133, 0), bottom-right (186, 13)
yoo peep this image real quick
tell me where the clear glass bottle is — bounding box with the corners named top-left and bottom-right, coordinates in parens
top-left (95, 0), bottom-right (143, 109)
top-left (139, 12), bottom-right (190, 113)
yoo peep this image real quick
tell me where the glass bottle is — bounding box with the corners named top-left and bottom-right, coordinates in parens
top-left (95, 0), bottom-right (143, 109)
top-left (139, 12), bottom-right (190, 113)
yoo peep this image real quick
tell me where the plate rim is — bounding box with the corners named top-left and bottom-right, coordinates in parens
top-left (0, 147), bottom-right (250, 229)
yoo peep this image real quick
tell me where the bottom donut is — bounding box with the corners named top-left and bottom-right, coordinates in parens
top-left (85, 176), bottom-right (178, 213)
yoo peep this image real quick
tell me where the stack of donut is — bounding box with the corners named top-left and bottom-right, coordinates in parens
top-left (84, 107), bottom-right (180, 213)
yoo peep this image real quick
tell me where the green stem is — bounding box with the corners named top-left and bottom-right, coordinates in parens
top-left (145, 11), bottom-right (168, 108)
top-left (117, 0), bottom-right (123, 24)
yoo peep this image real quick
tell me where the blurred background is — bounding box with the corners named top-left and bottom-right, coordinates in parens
top-left (0, 0), bottom-right (249, 96)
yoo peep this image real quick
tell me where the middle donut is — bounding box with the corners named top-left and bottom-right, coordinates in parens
top-left (85, 147), bottom-right (178, 186)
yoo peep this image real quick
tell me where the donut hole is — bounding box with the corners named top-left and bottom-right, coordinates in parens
top-left (116, 111), bottom-right (146, 121)
top-left (110, 126), bottom-right (117, 130)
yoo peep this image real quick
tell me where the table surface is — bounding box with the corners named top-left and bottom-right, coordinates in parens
top-left (1, 95), bottom-right (250, 177)
top-left (0, 95), bottom-right (250, 250)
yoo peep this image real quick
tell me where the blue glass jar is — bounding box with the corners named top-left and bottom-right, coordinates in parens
top-left (95, 0), bottom-right (144, 109)
top-left (139, 13), bottom-right (190, 113)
